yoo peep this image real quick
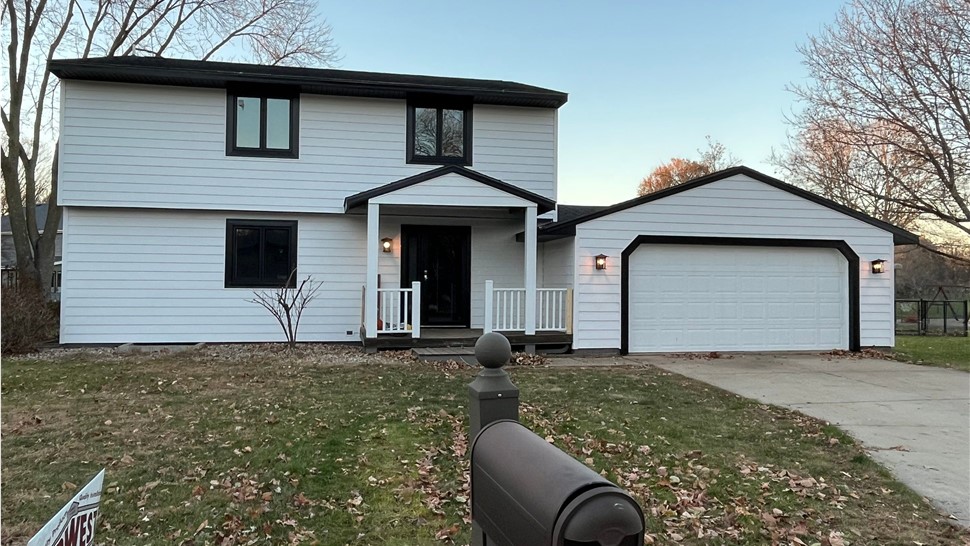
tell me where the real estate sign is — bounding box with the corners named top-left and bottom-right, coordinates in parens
top-left (27, 470), bottom-right (104, 546)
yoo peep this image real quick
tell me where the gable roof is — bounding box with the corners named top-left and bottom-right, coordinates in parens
top-left (344, 166), bottom-right (556, 213)
top-left (539, 166), bottom-right (920, 245)
top-left (48, 57), bottom-right (569, 109)
top-left (554, 204), bottom-right (607, 223)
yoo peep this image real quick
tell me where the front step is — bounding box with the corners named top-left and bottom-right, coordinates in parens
top-left (412, 346), bottom-right (478, 365)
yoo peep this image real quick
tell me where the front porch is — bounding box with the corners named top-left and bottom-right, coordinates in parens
top-left (347, 165), bottom-right (570, 352)
top-left (362, 281), bottom-right (574, 351)
top-left (362, 327), bottom-right (573, 352)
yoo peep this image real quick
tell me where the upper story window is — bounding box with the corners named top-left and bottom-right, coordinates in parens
top-left (406, 99), bottom-right (472, 165)
top-left (227, 91), bottom-right (300, 158)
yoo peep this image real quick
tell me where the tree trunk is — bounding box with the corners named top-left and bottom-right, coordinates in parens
top-left (34, 144), bottom-right (62, 292)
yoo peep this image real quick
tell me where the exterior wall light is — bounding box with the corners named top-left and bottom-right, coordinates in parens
top-left (595, 254), bottom-right (608, 270)
top-left (381, 237), bottom-right (393, 253)
top-left (871, 259), bottom-right (886, 274)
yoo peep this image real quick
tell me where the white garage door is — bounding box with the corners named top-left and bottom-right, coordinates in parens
top-left (628, 245), bottom-right (848, 352)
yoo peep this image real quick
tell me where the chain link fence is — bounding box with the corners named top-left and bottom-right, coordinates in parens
top-left (895, 299), bottom-right (969, 336)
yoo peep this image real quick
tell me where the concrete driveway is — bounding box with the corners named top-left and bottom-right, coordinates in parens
top-left (633, 353), bottom-right (970, 526)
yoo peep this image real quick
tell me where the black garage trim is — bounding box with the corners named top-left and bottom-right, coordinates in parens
top-left (619, 236), bottom-right (861, 354)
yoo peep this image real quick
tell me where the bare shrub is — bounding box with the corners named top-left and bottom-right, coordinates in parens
top-left (248, 272), bottom-right (322, 349)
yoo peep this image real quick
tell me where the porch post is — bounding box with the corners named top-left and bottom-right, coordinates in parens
top-left (483, 280), bottom-right (494, 334)
top-left (411, 281), bottom-right (422, 339)
top-left (524, 205), bottom-right (537, 335)
top-left (365, 202), bottom-right (380, 339)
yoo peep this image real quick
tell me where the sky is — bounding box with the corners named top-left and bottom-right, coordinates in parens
top-left (319, 1), bottom-right (846, 205)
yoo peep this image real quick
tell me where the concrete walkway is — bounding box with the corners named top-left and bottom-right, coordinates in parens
top-left (626, 353), bottom-right (970, 526)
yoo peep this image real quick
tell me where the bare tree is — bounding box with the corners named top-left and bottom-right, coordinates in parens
top-left (637, 137), bottom-right (739, 196)
top-left (895, 244), bottom-right (970, 299)
top-left (772, 120), bottom-right (926, 229)
top-left (249, 272), bottom-right (322, 349)
top-left (2, 0), bottom-right (339, 290)
top-left (781, 0), bottom-right (970, 242)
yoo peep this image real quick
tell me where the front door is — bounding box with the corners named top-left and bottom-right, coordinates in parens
top-left (401, 225), bottom-right (471, 327)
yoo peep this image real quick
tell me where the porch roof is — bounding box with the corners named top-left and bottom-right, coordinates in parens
top-left (343, 166), bottom-right (556, 213)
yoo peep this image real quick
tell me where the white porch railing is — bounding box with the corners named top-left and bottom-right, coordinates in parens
top-left (375, 281), bottom-right (422, 338)
top-left (483, 280), bottom-right (571, 333)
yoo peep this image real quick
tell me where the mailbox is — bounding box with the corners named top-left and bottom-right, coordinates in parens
top-left (471, 420), bottom-right (645, 546)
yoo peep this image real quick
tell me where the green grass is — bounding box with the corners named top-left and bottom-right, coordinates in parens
top-left (894, 335), bottom-right (970, 371)
top-left (2, 346), bottom-right (966, 545)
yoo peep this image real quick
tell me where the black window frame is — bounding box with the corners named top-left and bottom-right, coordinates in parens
top-left (225, 219), bottom-right (298, 288)
top-left (406, 98), bottom-right (473, 166)
top-left (226, 90), bottom-right (300, 159)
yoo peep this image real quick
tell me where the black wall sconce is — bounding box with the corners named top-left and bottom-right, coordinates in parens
top-left (595, 254), bottom-right (608, 270)
top-left (381, 237), bottom-right (393, 253)
top-left (871, 259), bottom-right (886, 274)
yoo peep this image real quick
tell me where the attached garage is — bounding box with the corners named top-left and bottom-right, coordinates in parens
top-left (536, 167), bottom-right (919, 353)
top-left (625, 240), bottom-right (853, 352)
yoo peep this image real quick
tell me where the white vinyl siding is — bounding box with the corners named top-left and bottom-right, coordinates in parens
top-left (572, 174), bottom-right (896, 350)
top-left (60, 208), bottom-right (527, 343)
top-left (473, 105), bottom-right (557, 202)
top-left (60, 209), bottom-right (366, 343)
top-left (58, 81), bottom-right (557, 212)
top-left (628, 246), bottom-right (849, 352)
top-left (540, 238), bottom-right (574, 290)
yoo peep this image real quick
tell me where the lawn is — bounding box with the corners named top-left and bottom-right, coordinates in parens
top-left (2, 346), bottom-right (966, 546)
top-left (894, 336), bottom-right (970, 371)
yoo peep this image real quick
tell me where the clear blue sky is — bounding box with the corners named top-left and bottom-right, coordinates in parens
top-left (320, 1), bottom-right (845, 205)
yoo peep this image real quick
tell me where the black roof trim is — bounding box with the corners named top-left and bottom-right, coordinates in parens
top-left (343, 166), bottom-right (556, 213)
top-left (539, 166), bottom-right (919, 245)
top-left (48, 57), bottom-right (568, 109)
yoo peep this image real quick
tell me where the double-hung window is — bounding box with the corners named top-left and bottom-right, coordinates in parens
top-left (406, 100), bottom-right (472, 165)
top-left (225, 220), bottom-right (298, 288)
top-left (227, 91), bottom-right (299, 158)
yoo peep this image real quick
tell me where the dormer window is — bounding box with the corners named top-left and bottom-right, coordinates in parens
top-left (227, 91), bottom-right (299, 158)
top-left (406, 100), bottom-right (472, 165)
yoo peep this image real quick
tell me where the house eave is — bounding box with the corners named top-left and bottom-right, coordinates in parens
top-left (48, 57), bottom-right (569, 109)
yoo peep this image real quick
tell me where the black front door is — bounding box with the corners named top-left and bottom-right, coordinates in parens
top-left (401, 225), bottom-right (471, 327)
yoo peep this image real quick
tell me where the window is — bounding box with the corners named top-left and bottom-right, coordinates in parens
top-left (406, 100), bottom-right (472, 165)
top-left (225, 220), bottom-right (298, 288)
top-left (227, 92), bottom-right (299, 158)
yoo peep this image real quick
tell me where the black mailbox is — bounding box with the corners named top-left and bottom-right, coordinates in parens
top-left (471, 420), bottom-right (645, 546)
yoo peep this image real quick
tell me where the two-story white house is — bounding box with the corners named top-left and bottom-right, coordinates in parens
top-left (51, 57), bottom-right (917, 353)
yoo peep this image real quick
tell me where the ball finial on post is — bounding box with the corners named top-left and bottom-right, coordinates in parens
top-left (475, 332), bottom-right (512, 369)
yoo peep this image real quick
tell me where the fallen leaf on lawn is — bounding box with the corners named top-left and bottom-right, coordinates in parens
top-left (435, 524), bottom-right (461, 541)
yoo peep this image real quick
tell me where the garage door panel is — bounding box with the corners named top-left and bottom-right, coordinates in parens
top-left (629, 245), bottom-right (849, 352)
top-left (713, 302), bottom-right (737, 319)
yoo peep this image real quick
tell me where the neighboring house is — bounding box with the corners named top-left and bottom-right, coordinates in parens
top-left (1, 203), bottom-right (63, 296)
top-left (49, 57), bottom-right (917, 352)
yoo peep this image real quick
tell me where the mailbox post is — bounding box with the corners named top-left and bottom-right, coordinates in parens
top-left (468, 332), bottom-right (519, 546)
top-left (467, 332), bottom-right (519, 440)
top-left (467, 332), bottom-right (645, 546)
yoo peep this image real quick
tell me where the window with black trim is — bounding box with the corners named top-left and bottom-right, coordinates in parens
top-left (227, 92), bottom-right (299, 158)
top-left (225, 220), bottom-right (298, 288)
top-left (406, 100), bottom-right (472, 165)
